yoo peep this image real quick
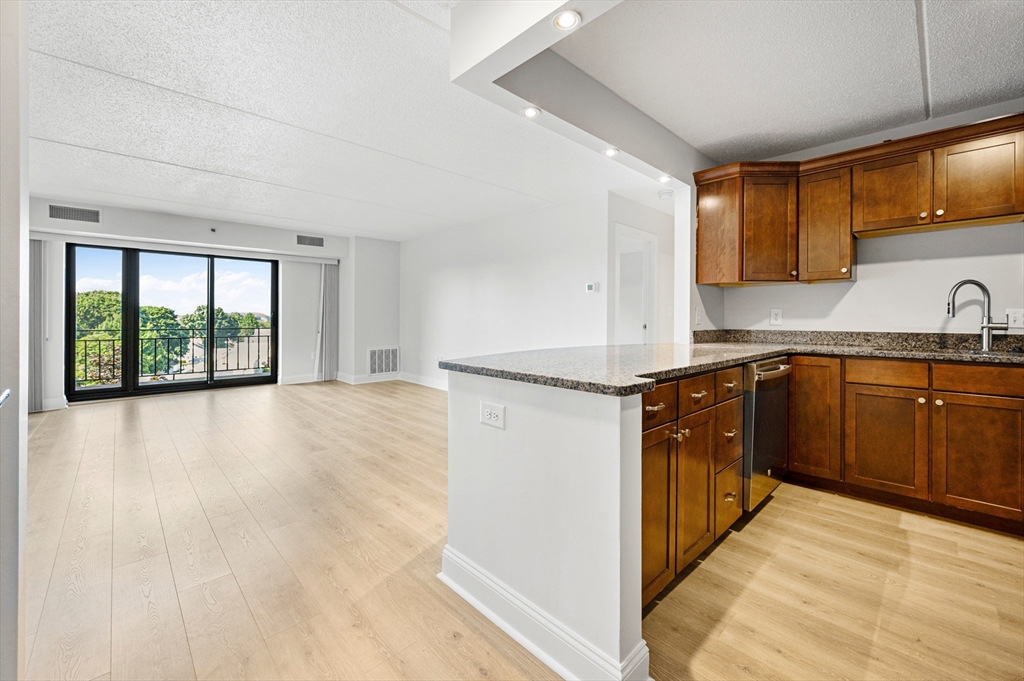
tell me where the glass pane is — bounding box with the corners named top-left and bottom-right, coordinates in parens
top-left (138, 252), bottom-right (208, 385)
top-left (212, 258), bottom-right (273, 379)
top-left (74, 246), bottom-right (123, 389)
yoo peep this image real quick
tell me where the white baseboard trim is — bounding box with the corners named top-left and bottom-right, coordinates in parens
top-left (439, 545), bottom-right (649, 681)
top-left (398, 372), bottom-right (447, 391)
top-left (40, 396), bottom-right (68, 411)
top-left (279, 373), bottom-right (315, 385)
top-left (336, 371), bottom-right (355, 384)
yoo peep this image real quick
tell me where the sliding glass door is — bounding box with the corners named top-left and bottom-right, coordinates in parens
top-left (66, 244), bottom-right (277, 401)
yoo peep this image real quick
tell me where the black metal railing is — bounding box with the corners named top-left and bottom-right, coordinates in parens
top-left (75, 326), bottom-right (272, 387)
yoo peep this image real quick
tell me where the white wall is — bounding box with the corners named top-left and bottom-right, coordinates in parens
top-left (724, 222), bottom-right (1024, 333)
top-left (338, 236), bottom-right (401, 383)
top-left (401, 194), bottom-right (610, 389)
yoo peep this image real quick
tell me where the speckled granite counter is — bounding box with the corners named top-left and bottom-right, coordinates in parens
top-left (439, 335), bottom-right (1024, 396)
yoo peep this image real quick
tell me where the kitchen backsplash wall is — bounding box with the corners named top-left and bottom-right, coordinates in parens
top-left (718, 221), bottom-right (1023, 334)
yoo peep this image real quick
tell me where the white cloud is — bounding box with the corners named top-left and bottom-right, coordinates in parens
top-left (78, 267), bottom-right (271, 316)
top-left (77, 277), bottom-right (121, 292)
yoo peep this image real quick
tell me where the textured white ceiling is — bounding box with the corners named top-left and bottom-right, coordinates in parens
top-left (28, 0), bottom-right (657, 240)
top-left (552, 0), bottom-right (1024, 163)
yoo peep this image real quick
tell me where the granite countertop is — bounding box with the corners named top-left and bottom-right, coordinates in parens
top-left (439, 333), bottom-right (1024, 396)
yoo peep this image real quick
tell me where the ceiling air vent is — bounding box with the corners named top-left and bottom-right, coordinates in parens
top-left (49, 204), bottom-right (100, 223)
top-left (368, 348), bottom-right (399, 376)
top-left (296, 234), bottom-right (324, 247)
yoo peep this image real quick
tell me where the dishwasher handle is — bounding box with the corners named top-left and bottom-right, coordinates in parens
top-left (755, 364), bottom-right (792, 382)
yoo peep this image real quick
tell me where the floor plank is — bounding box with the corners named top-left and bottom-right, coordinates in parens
top-left (157, 489), bottom-right (233, 592)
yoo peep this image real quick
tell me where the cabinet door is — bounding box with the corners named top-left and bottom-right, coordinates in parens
top-left (789, 356), bottom-right (842, 480)
top-left (799, 169), bottom-right (852, 281)
top-left (742, 176), bottom-right (798, 281)
top-left (676, 408), bottom-right (715, 573)
top-left (714, 458), bottom-right (743, 540)
top-left (641, 425), bottom-right (677, 605)
top-left (714, 396), bottom-right (743, 472)
top-left (852, 151), bottom-right (932, 233)
top-left (934, 132), bottom-right (1024, 224)
top-left (696, 178), bottom-right (743, 284)
top-left (932, 392), bottom-right (1024, 521)
top-left (844, 384), bottom-right (929, 499)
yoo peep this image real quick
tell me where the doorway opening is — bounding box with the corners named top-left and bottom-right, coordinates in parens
top-left (613, 224), bottom-right (657, 345)
top-left (66, 244), bottom-right (277, 401)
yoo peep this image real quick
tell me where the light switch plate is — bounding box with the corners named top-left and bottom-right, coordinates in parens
top-left (770, 308), bottom-right (783, 326)
top-left (1007, 309), bottom-right (1024, 328)
top-left (480, 402), bottom-right (505, 429)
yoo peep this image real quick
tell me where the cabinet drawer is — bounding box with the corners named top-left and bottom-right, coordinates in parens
top-left (642, 381), bottom-right (678, 430)
top-left (714, 396), bottom-right (744, 472)
top-left (845, 358), bottom-right (929, 389)
top-left (715, 458), bottom-right (743, 540)
top-left (715, 367), bottom-right (744, 403)
top-left (932, 363), bottom-right (1024, 399)
top-left (678, 373), bottom-right (717, 417)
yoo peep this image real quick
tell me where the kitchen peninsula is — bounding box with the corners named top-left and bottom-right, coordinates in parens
top-left (438, 335), bottom-right (1024, 681)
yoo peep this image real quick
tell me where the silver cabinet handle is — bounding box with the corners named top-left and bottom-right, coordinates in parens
top-left (645, 403), bottom-right (666, 412)
top-left (723, 381), bottom-right (738, 389)
top-left (936, 209), bottom-right (945, 216)
top-left (919, 211), bottom-right (928, 219)
top-left (0, 389), bottom-right (9, 409)
top-left (936, 399), bottom-right (944, 406)
top-left (840, 267), bottom-right (848, 273)
top-left (672, 429), bottom-right (691, 441)
top-left (790, 271), bottom-right (798, 276)
top-left (723, 429), bottom-right (737, 438)
top-left (724, 492), bottom-right (737, 502)
top-left (691, 390), bottom-right (707, 400)
top-left (918, 397), bottom-right (926, 404)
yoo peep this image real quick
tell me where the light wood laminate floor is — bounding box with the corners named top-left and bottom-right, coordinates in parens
top-left (26, 382), bottom-right (1024, 680)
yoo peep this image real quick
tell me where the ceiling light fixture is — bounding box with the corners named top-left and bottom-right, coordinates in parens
top-left (553, 9), bottom-right (582, 30)
top-left (604, 148), bottom-right (619, 157)
top-left (659, 190), bottom-right (674, 201)
top-left (659, 175), bottom-right (672, 183)
top-left (521, 106), bottom-right (542, 119)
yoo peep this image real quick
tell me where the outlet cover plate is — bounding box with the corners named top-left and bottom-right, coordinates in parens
top-left (770, 308), bottom-right (783, 326)
top-left (1008, 309), bottom-right (1024, 328)
top-left (480, 402), bottom-right (505, 429)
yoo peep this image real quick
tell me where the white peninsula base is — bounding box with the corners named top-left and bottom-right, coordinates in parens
top-left (439, 371), bottom-right (649, 681)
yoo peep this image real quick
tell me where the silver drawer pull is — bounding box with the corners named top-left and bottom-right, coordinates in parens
top-left (724, 492), bottom-right (737, 502)
top-left (723, 429), bottom-right (737, 438)
top-left (723, 381), bottom-right (738, 389)
top-left (672, 429), bottom-right (691, 441)
top-left (645, 403), bottom-right (666, 412)
top-left (936, 209), bottom-right (945, 216)
top-left (691, 390), bottom-right (707, 400)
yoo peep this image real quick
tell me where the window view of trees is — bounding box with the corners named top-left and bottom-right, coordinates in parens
top-left (75, 290), bottom-right (271, 387)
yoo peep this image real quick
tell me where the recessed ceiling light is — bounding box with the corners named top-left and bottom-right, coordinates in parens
top-left (553, 9), bottom-right (582, 30)
top-left (604, 148), bottom-right (619, 157)
top-left (659, 190), bottom-right (674, 201)
top-left (659, 175), bottom-right (672, 183)
top-left (521, 106), bottom-right (541, 119)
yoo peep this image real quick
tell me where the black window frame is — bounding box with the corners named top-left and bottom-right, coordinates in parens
top-left (65, 243), bottom-right (278, 402)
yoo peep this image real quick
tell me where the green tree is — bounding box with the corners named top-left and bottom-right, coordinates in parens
top-left (138, 305), bottom-right (189, 377)
top-left (74, 290), bottom-right (122, 386)
top-left (75, 290), bottom-right (121, 334)
top-left (180, 305), bottom-right (240, 348)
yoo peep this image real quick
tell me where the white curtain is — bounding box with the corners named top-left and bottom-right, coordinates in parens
top-left (314, 263), bottom-right (339, 381)
top-left (28, 239), bottom-right (43, 412)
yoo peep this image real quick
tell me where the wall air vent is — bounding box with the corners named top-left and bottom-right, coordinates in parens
top-left (296, 234), bottom-right (325, 247)
top-left (49, 204), bottom-right (100, 223)
top-left (368, 348), bottom-right (399, 376)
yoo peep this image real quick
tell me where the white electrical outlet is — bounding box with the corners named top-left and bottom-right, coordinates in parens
top-left (1008, 309), bottom-right (1024, 328)
top-left (480, 402), bottom-right (505, 430)
top-left (770, 308), bottom-right (783, 326)
top-left (695, 306), bottom-right (703, 326)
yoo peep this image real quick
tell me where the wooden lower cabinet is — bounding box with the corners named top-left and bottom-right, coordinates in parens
top-left (932, 392), bottom-right (1024, 521)
top-left (641, 425), bottom-right (677, 605)
top-left (789, 356), bottom-right (842, 480)
top-left (844, 383), bottom-right (929, 499)
top-left (675, 408), bottom-right (715, 572)
top-left (715, 458), bottom-right (743, 540)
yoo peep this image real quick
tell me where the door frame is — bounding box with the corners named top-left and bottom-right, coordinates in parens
top-left (613, 223), bottom-right (658, 345)
top-left (65, 243), bottom-right (278, 402)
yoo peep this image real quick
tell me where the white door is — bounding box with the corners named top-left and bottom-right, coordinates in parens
top-left (614, 225), bottom-right (656, 345)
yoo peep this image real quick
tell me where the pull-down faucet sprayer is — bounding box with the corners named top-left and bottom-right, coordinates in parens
top-left (947, 279), bottom-right (1009, 352)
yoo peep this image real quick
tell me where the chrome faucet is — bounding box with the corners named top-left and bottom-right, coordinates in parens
top-left (947, 279), bottom-right (1009, 352)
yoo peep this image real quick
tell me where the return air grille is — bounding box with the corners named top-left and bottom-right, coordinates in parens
top-left (368, 348), bottom-right (399, 376)
top-left (296, 234), bottom-right (325, 247)
top-left (49, 204), bottom-right (100, 223)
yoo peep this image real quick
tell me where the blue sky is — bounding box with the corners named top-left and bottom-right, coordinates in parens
top-left (76, 247), bottom-right (272, 316)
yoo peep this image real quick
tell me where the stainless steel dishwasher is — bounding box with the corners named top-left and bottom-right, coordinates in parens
top-left (742, 357), bottom-right (791, 511)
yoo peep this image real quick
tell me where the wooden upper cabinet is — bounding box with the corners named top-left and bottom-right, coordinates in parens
top-left (743, 176), bottom-right (798, 281)
top-left (789, 356), bottom-right (842, 480)
top-left (932, 392), bottom-right (1024, 521)
top-left (844, 383), bottom-right (929, 499)
top-left (696, 177), bottom-right (742, 284)
top-left (852, 151), bottom-right (932, 234)
top-left (799, 169), bottom-right (852, 281)
top-left (933, 131), bottom-right (1024, 224)
top-left (641, 425), bottom-right (677, 606)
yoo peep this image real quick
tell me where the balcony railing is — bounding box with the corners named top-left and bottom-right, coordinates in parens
top-left (75, 327), bottom-right (272, 388)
